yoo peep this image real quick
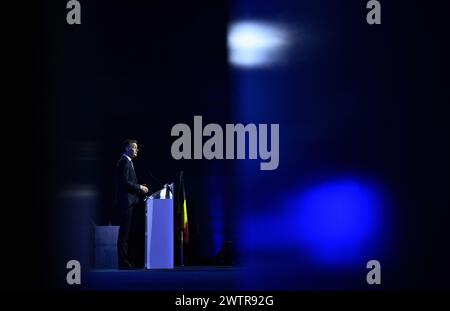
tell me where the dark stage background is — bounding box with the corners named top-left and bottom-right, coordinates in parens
top-left (22, 0), bottom-right (450, 293)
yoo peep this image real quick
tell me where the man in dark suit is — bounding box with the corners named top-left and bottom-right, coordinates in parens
top-left (115, 139), bottom-right (149, 269)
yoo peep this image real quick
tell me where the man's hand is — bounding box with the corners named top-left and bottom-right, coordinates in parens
top-left (140, 184), bottom-right (149, 194)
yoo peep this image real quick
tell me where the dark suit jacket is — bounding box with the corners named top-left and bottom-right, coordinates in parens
top-left (115, 155), bottom-right (140, 209)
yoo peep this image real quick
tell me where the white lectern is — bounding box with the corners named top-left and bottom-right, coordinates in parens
top-left (145, 185), bottom-right (174, 269)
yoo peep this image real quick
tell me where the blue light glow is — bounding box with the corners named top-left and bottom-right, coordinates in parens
top-left (239, 177), bottom-right (388, 268)
top-left (295, 179), bottom-right (385, 265)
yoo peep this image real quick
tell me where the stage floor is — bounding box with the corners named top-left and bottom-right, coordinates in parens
top-left (85, 266), bottom-right (240, 291)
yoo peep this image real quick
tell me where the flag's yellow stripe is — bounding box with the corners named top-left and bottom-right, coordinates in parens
top-left (183, 199), bottom-right (188, 227)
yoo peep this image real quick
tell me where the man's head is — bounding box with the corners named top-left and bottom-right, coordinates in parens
top-left (123, 139), bottom-right (139, 158)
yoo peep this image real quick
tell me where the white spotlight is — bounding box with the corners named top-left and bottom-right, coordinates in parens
top-left (228, 21), bottom-right (289, 68)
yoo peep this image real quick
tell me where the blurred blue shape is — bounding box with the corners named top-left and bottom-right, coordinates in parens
top-left (207, 176), bottom-right (226, 256)
top-left (94, 226), bottom-right (119, 269)
top-left (237, 177), bottom-right (389, 289)
top-left (295, 179), bottom-right (384, 266)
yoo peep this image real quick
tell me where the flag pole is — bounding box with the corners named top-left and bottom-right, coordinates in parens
top-left (180, 231), bottom-right (184, 266)
top-left (179, 172), bottom-right (184, 266)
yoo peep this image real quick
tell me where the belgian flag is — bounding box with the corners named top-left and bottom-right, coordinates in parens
top-left (178, 172), bottom-right (189, 265)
